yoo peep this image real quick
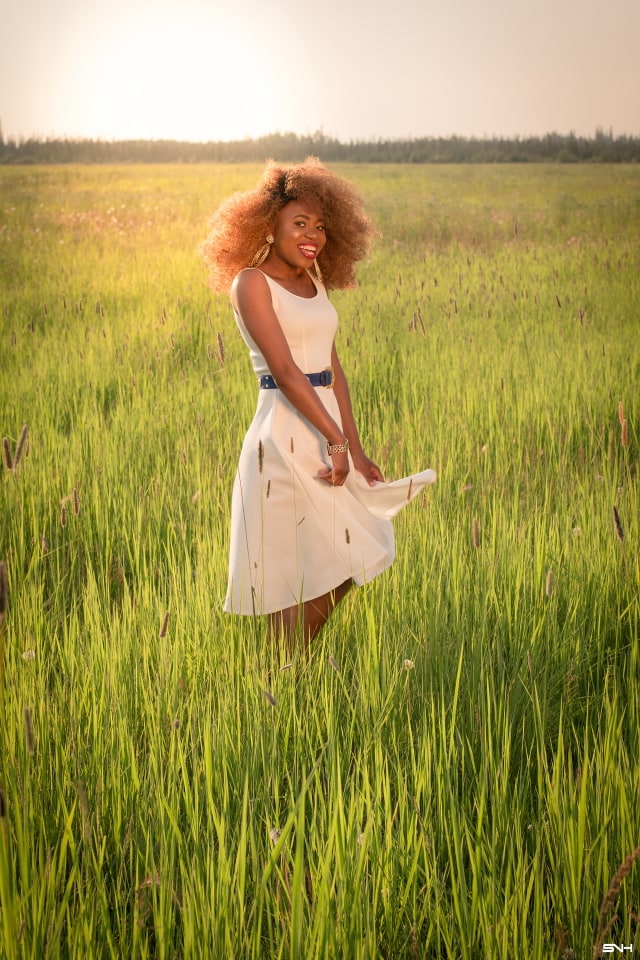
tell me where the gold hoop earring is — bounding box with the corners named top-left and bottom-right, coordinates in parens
top-left (312, 258), bottom-right (323, 283)
top-left (250, 234), bottom-right (274, 268)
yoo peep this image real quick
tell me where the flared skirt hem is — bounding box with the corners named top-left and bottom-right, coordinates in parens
top-left (223, 550), bottom-right (393, 616)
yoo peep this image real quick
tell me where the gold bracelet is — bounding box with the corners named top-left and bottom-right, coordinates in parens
top-left (327, 439), bottom-right (349, 456)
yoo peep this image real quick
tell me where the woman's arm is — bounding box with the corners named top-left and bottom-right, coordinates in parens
top-left (234, 269), bottom-right (350, 485)
top-left (331, 343), bottom-right (384, 486)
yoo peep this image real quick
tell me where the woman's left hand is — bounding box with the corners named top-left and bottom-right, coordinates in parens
top-left (317, 448), bottom-right (350, 486)
top-left (352, 451), bottom-right (384, 487)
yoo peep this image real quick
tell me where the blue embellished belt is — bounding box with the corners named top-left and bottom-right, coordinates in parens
top-left (258, 366), bottom-right (334, 389)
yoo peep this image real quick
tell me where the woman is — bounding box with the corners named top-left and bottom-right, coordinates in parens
top-left (201, 158), bottom-right (435, 645)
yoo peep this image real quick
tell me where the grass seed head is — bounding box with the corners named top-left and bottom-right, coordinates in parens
top-left (563, 658), bottom-right (577, 708)
top-left (60, 504), bottom-right (67, 527)
top-left (2, 438), bottom-right (13, 471)
top-left (77, 779), bottom-right (91, 841)
top-left (73, 486), bottom-right (80, 515)
top-left (618, 400), bottom-right (625, 425)
top-left (472, 517), bottom-right (481, 548)
top-left (258, 440), bottom-right (264, 474)
top-left (0, 561), bottom-right (8, 619)
top-left (612, 505), bottom-right (624, 542)
top-left (263, 689), bottom-right (276, 707)
top-left (593, 844), bottom-right (640, 959)
top-left (24, 707), bottom-right (35, 755)
top-left (621, 419), bottom-right (629, 447)
top-left (13, 424), bottom-right (28, 468)
top-left (216, 331), bottom-right (225, 365)
top-left (159, 611), bottom-right (170, 638)
top-left (545, 570), bottom-right (554, 597)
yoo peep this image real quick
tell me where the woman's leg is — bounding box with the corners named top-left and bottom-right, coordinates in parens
top-left (302, 577), bottom-right (353, 640)
top-left (269, 578), bottom-right (353, 648)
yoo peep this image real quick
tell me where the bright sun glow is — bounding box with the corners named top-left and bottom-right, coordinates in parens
top-left (63, 4), bottom-right (280, 141)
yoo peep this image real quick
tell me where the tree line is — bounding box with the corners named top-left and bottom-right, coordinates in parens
top-left (1, 129), bottom-right (639, 164)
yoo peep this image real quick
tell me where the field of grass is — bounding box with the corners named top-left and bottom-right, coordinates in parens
top-left (1, 162), bottom-right (639, 959)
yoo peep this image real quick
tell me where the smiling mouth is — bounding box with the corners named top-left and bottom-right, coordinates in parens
top-left (298, 245), bottom-right (317, 259)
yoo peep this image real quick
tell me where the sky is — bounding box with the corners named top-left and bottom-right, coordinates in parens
top-left (1, 0), bottom-right (638, 143)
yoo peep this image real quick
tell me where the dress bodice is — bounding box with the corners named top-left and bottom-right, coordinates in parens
top-left (231, 270), bottom-right (338, 378)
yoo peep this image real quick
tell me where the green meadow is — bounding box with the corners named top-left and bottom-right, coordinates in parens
top-left (0, 162), bottom-right (639, 959)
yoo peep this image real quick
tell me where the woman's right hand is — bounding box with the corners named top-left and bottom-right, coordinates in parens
top-left (317, 450), bottom-right (350, 486)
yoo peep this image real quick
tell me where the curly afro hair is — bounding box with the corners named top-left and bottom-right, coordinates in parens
top-left (200, 157), bottom-right (378, 293)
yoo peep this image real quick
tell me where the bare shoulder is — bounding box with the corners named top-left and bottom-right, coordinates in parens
top-left (231, 268), bottom-right (273, 315)
top-left (233, 267), bottom-right (271, 298)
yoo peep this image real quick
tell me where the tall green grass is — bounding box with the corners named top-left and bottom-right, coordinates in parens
top-left (1, 163), bottom-right (639, 958)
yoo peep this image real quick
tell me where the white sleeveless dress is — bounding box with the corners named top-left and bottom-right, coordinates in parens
top-left (224, 270), bottom-right (436, 615)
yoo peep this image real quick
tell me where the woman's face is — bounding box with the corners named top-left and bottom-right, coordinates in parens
top-left (270, 201), bottom-right (326, 272)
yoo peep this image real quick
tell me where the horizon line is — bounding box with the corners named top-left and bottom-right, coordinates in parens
top-left (2, 127), bottom-right (640, 145)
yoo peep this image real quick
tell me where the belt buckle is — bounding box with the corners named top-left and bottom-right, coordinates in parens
top-left (321, 366), bottom-right (334, 388)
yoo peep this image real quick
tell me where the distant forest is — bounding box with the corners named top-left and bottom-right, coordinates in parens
top-left (1, 129), bottom-right (639, 164)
